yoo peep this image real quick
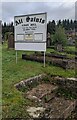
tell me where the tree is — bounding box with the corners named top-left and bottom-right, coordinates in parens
top-left (74, 20), bottom-right (77, 32)
top-left (47, 20), bottom-right (56, 34)
top-left (51, 20), bottom-right (56, 34)
top-left (52, 26), bottom-right (67, 47)
top-left (70, 19), bottom-right (73, 30)
top-left (62, 19), bottom-right (67, 30)
top-left (66, 19), bottom-right (70, 30)
top-left (62, 20), bottom-right (65, 28)
top-left (57, 20), bottom-right (62, 27)
top-left (2, 22), bottom-right (14, 39)
top-left (4, 22), bottom-right (6, 27)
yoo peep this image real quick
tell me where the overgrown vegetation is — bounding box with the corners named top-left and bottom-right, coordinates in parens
top-left (2, 42), bottom-right (76, 118)
top-left (52, 26), bottom-right (67, 46)
top-left (56, 88), bottom-right (77, 100)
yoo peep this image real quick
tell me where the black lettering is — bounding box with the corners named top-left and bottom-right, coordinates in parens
top-left (26, 28), bottom-right (30, 30)
top-left (18, 16), bottom-right (45, 24)
top-left (21, 19), bottom-right (23, 23)
top-left (34, 17), bottom-right (36, 22)
top-left (15, 19), bottom-right (23, 26)
top-left (31, 28), bottom-right (35, 30)
top-left (31, 18), bottom-right (33, 22)
top-left (31, 17), bottom-right (45, 23)
top-left (36, 18), bottom-right (39, 22)
top-left (19, 19), bottom-right (23, 24)
top-left (31, 24), bottom-right (33, 26)
top-left (42, 20), bottom-right (45, 23)
top-left (30, 24), bottom-right (36, 26)
top-left (26, 16), bottom-right (30, 22)
top-left (40, 18), bottom-right (42, 22)
top-left (19, 19), bottom-right (21, 23)
top-left (15, 20), bottom-right (19, 26)
top-left (25, 24), bottom-right (29, 26)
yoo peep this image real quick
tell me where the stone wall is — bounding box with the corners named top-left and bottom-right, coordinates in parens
top-left (22, 54), bottom-right (75, 69)
top-left (14, 74), bottom-right (46, 90)
top-left (51, 76), bottom-right (77, 95)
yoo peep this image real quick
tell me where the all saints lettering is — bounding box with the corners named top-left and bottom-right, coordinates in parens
top-left (15, 16), bottom-right (45, 26)
top-left (15, 19), bottom-right (23, 26)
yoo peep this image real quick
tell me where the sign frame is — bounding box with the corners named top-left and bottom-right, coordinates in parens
top-left (14, 12), bottom-right (47, 66)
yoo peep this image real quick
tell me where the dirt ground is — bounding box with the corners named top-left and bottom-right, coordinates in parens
top-left (67, 106), bottom-right (77, 120)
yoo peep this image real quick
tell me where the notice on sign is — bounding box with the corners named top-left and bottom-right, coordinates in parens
top-left (25, 33), bottom-right (33, 40)
top-left (14, 13), bottom-right (47, 51)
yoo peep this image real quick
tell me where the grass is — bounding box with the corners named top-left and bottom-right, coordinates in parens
top-left (47, 46), bottom-right (75, 59)
top-left (2, 42), bottom-right (75, 118)
top-left (0, 44), bottom-right (2, 119)
top-left (64, 46), bottom-right (75, 52)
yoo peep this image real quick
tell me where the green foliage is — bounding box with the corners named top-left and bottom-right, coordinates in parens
top-left (47, 20), bottom-right (56, 34)
top-left (2, 22), bottom-right (14, 38)
top-left (47, 47), bottom-right (75, 59)
top-left (64, 46), bottom-right (75, 52)
top-left (2, 43), bottom-right (75, 118)
top-left (52, 26), bottom-right (67, 46)
top-left (57, 88), bottom-right (77, 100)
top-left (47, 19), bottom-right (77, 35)
top-left (4, 32), bottom-right (13, 41)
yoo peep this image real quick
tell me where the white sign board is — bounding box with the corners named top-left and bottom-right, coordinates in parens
top-left (14, 13), bottom-right (47, 51)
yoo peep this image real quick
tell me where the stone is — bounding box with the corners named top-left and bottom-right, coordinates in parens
top-left (8, 33), bottom-right (14, 48)
top-left (26, 83), bottom-right (58, 102)
top-left (27, 107), bottom-right (45, 118)
top-left (14, 75), bottom-right (77, 119)
top-left (40, 97), bottom-right (77, 119)
top-left (14, 74), bottom-right (46, 90)
top-left (22, 54), bottom-right (75, 69)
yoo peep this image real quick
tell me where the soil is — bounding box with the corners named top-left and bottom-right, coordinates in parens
top-left (26, 83), bottom-right (58, 102)
top-left (25, 82), bottom-right (77, 119)
top-left (67, 106), bottom-right (77, 120)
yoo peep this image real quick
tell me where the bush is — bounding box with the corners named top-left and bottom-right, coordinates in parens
top-left (52, 26), bottom-right (67, 47)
